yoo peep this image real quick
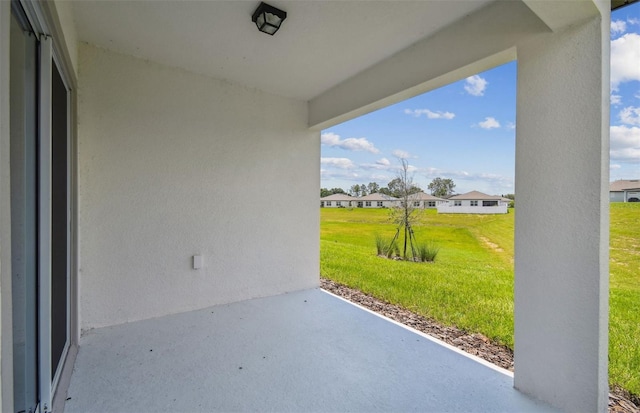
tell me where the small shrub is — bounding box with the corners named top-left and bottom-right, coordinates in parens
top-left (375, 235), bottom-right (386, 255)
top-left (375, 235), bottom-right (397, 258)
top-left (417, 241), bottom-right (440, 262)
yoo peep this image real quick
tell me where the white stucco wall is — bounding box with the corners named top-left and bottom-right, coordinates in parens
top-left (77, 44), bottom-right (319, 330)
top-left (514, 9), bottom-right (609, 412)
top-left (437, 205), bottom-right (508, 214)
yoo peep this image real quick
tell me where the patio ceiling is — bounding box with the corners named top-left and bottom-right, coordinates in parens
top-left (71, 0), bottom-right (493, 101)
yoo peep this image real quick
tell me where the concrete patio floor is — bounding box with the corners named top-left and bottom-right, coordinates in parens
top-left (64, 288), bottom-right (558, 412)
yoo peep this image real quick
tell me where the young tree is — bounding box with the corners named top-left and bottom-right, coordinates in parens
top-left (320, 188), bottom-right (332, 197)
top-left (330, 187), bottom-right (346, 194)
top-left (367, 182), bottom-right (380, 194)
top-left (427, 177), bottom-right (456, 197)
top-left (349, 184), bottom-right (361, 197)
top-left (389, 158), bottom-right (421, 260)
top-left (359, 184), bottom-right (368, 196)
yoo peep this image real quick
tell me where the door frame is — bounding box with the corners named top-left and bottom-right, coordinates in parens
top-left (7, 1), bottom-right (77, 411)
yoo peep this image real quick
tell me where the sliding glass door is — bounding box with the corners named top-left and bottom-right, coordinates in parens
top-left (10, 1), bottom-right (71, 411)
top-left (10, 7), bottom-right (39, 413)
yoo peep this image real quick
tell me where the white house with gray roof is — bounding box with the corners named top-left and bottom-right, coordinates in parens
top-left (356, 193), bottom-right (398, 208)
top-left (320, 193), bottom-right (355, 208)
top-left (437, 191), bottom-right (509, 214)
top-left (609, 180), bottom-right (640, 202)
top-left (408, 192), bottom-right (447, 209)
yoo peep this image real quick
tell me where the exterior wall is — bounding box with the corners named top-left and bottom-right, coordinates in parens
top-left (438, 200), bottom-right (507, 214)
top-left (610, 191), bottom-right (625, 202)
top-left (360, 200), bottom-right (393, 208)
top-left (322, 201), bottom-right (352, 208)
top-left (437, 205), bottom-right (508, 214)
top-left (610, 190), bottom-right (640, 202)
top-left (423, 201), bottom-right (444, 209)
top-left (365, 202), bottom-right (381, 208)
top-left (78, 44), bottom-right (318, 330)
top-left (514, 8), bottom-right (609, 412)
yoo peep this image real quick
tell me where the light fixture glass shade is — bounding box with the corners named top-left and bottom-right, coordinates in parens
top-left (252, 2), bottom-right (287, 35)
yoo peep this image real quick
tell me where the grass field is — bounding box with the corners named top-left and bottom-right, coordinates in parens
top-left (320, 204), bottom-right (640, 397)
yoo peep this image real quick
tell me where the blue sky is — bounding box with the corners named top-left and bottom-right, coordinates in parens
top-left (321, 4), bottom-right (640, 196)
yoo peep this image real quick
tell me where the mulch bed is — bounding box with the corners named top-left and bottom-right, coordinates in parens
top-left (320, 278), bottom-right (639, 413)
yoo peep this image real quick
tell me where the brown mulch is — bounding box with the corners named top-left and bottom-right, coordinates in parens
top-left (320, 278), bottom-right (640, 413)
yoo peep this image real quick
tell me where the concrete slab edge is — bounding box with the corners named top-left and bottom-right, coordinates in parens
top-left (320, 288), bottom-right (515, 378)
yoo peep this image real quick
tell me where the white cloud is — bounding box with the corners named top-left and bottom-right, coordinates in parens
top-left (478, 117), bottom-right (501, 130)
top-left (505, 121), bottom-right (516, 130)
top-left (628, 17), bottom-right (640, 26)
top-left (611, 94), bottom-right (622, 106)
top-left (619, 106), bottom-right (640, 125)
top-left (392, 149), bottom-right (410, 159)
top-left (464, 75), bottom-right (488, 96)
top-left (320, 169), bottom-right (361, 182)
top-left (376, 158), bottom-right (391, 166)
top-left (610, 125), bottom-right (640, 162)
top-left (320, 132), bottom-right (380, 153)
top-left (361, 160), bottom-right (395, 171)
top-left (611, 33), bottom-right (640, 90)
top-left (404, 108), bottom-right (455, 120)
top-left (610, 164), bottom-right (622, 169)
top-left (611, 20), bottom-right (627, 36)
top-left (369, 174), bottom-right (390, 182)
top-left (320, 157), bottom-right (355, 169)
top-left (422, 167), bottom-right (514, 194)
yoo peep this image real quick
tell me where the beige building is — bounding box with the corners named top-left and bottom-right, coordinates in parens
top-left (320, 193), bottom-right (355, 208)
top-left (407, 192), bottom-right (447, 209)
top-left (356, 193), bottom-right (398, 208)
top-left (437, 191), bottom-right (509, 214)
top-left (610, 180), bottom-right (640, 202)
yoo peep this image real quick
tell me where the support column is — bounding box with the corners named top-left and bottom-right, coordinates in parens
top-left (514, 10), bottom-right (610, 413)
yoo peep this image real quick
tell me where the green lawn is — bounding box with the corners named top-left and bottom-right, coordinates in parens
top-left (320, 204), bottom-right (640, 397)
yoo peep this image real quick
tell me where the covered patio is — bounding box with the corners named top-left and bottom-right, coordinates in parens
top-left (1, 1), bottom-right (612, 412)
top-left (65, 289), bottom-right (556, 413)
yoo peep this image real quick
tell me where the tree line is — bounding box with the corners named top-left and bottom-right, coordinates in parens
top-left (321, 177), bottom-right (457, 199)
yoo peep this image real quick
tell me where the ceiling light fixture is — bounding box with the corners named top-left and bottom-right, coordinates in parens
top-left (251, 2), bottom-right (287, 36)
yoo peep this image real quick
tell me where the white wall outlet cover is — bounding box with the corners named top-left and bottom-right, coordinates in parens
top-left (193, 255), bottom-right (203, 270)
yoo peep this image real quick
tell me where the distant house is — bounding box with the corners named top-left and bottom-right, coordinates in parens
top-left (407, 192), bottom-right (447, 209)
top-left (355, 193), bottom-right (398, 208)
top-left (437, 191), bottom-right (508, 214)
top-left (320, 193), bottom-right (355, 208)
top-left (610, 180), bottom-right (640, 202)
